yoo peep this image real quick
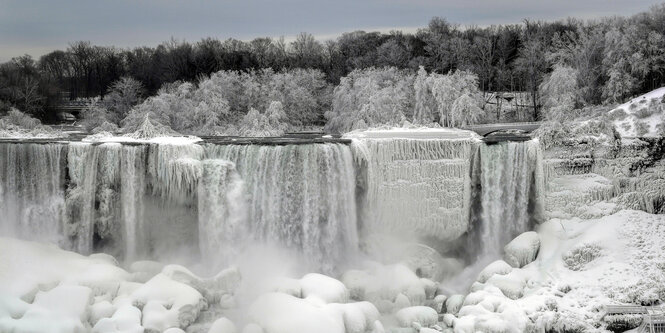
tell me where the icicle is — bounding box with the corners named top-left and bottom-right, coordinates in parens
top-left (147, 143), bottom-right (204, 203)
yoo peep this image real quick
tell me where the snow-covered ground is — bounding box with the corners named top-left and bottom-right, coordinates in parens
top-left (609, 87), bottom-right (665, 138)
top-left (1, 209), bottom-right (662, 332)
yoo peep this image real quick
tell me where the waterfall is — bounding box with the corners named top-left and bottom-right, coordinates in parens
top-left (476, 141), bottom-right (544, 258)
top-left (204, 143), bottom-right (358, 272)
top-left (66, 143), bottom-right (122, 254)
top-left (0, 143), bottom-right (66, 244)
top-left (198, 159), bottom-right (247, 268)
top-left (121, 145), bottom-right (147, 262)
top-left (0, 136), bottom-right (545, 274)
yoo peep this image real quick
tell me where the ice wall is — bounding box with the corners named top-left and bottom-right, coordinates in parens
top-left (351, 137), bottom-right (476, 243)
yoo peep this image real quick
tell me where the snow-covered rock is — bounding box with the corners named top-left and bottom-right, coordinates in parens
top-left (477, 260), bottom-right (512, 283)
top-left (209, 317), bottom-right (237, 333)
top-left (444, 295), bottom-right (464, 315)
top-left (300, 273), bottom-right (349, 303)
top-left (90, 300), bottom-right (115, 326)
top-left (395, 306), bottom-right (438, 328)
top-left (92, 305), bottom-right (143, 333)
top-left (242, 323), bottom-right (265, 333)
top-left (266, 277), bottom-right (302, 298)
top-left (248, 292), bottom-right (345, 333)
top-left (485, 273), bottom-right (526, 300)
top-left (503, 232), bottom-right (540, 268)
top-left (130, 273), bottom-right (206, 331)
top-left (341, 263), bottom-right (428, 308)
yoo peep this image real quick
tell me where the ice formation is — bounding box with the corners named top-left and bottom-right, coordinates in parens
top-left (350, 137), bottom-right (476, 243)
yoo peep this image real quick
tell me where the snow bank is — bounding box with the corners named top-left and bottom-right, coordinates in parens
top-left (609, 87), bottom-right (665, 137)
top-left (248, 293), bottom-right (345, 333)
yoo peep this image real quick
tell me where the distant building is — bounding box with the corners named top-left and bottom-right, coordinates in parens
top-left (482, 92), bottom-right (538, 123)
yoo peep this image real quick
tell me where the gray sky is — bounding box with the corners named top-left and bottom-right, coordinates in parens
top-left (0, 0), bottom-right (662, 62)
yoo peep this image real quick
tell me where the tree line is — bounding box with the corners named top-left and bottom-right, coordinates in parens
top-left (1, 4), bottom-right (665, 126)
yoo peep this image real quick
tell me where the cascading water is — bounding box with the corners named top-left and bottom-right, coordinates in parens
top-left (204, 143), bottom-right (358, 273)
top-left (120, 145), bottom-right (147, 262)
top-left (476, 140), bottom-right (544, 258)
top-left (198, 159), bottom-right (247, 267)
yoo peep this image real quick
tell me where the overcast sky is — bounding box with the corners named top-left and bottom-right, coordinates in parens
top-left (0, 0), bottom-right (662, 62)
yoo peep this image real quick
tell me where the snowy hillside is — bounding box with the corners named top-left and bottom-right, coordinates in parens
top-left (608, 87), bottom-right (665, 138)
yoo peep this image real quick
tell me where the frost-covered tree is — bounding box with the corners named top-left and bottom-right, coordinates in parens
top-left (451, 93), bottom-right (484, 126)
top-left (237, 103), bottom-right (288, 136)
top-left (324, 67), bottom-right (414, 133)
top-left (102, 77), bottom-right (144, 124)
top-left (265, 100), bottom-right (289, 133)
top-left (80, 98), bottom-right (112, 130)
top-left (539, 64), bottom-right (579, 121)
top-left (413, 66), bottom-right (435, 124)
top-left (121, 81), bottom-right (196, 133)
top-left (429, 70), bottom-right (482, 127)
top-left (601, 27), bottom-right (640, 104)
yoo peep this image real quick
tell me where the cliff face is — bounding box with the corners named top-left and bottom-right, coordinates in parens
top-left (542, 137), bottom-right (665, 218)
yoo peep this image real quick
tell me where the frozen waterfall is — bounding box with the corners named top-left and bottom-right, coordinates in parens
top-left (0, 135), bottom-right (545, 273)
top-left (0, 143), bottom-right (66, 245)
